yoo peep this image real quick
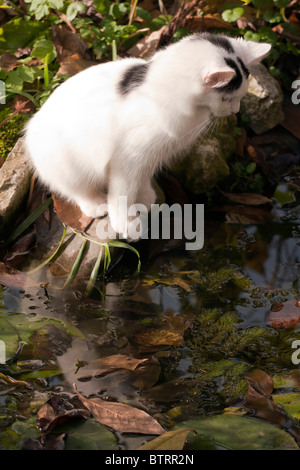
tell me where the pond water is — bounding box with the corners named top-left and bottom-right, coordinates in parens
top-left (0, 184), bottom-right (300, 450)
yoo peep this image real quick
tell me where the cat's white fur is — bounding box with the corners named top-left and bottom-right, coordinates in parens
top-left (25, 35), bottom-right (271, 239)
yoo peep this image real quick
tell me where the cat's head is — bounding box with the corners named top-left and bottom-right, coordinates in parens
top-left (185, 34), bottom-right (271, 117)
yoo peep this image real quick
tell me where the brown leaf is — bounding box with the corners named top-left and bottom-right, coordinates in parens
top-left (52, 25), bottom-right (89, 62)
top-left (185, 14), bottom-right (234, 32)
top-left (56, 53), bottom-right (97, 77)
top-left (4, 229), bottom-right (36, 268)
top-left (213, 205), bottom-right (272, 224)
top-left (245, 369), bottom-right (274, 397)
top-left (0, 156), bottom-right (4, 169)
top-left (127, 27), bottom-right (164, 59)
top-left (267, 301), bottom-right (300, 328)
top-left (77, 354), bottom-right (148, 381)
top-left (0, 52), bottom-right (18, 71)
top-left (74, 383), bottom-right (164, 435)
top-left (133, 328), bottom-right (184, 348)
top-left (37, 396), bottom-right (89, 434)
top-left (219, 188), bottom-right (272, 206)
top-left (52, 194), bottom-right (93, 232)
top-left (12, 95), bottom-right (35, 114)
top-left (0, 262), bottom-right (39, 288)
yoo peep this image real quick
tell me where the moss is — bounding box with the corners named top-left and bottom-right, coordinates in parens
top-left (0, 106), bottom-right (31, 160)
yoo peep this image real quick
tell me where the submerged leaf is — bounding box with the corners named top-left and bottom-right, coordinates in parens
top-left (173, 415), bottom-right (299, 450)
top-left (138, 428), bottom-right (193, 450)
top-left (133, 329), bottom-right (184, 348)
top-left (74, 384), bottom-right (164, 435)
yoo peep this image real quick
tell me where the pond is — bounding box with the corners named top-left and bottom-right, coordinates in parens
top-left (0, 182), bottom-right (300, 450)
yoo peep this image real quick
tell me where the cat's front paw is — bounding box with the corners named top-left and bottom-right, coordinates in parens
top-left (79, 201), bottom-right (107, 219)
top-left (109, 212), bottom-right (143, 242)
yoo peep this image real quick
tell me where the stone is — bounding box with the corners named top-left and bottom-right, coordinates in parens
top-left (0, 138), bottom-right (32, 237)
top-left (240, 64), bottom-right (284, 134)
top-left (170, 115), bottom-right (237, 194)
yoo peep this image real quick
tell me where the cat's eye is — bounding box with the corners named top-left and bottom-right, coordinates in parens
top-left (222, 96), bottom-right (231, 102)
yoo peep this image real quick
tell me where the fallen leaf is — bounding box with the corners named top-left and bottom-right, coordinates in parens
top-left (74, 383), bottom-right (164, 435)
top-left (37, 396), bottom-right (89, 434)
top-left (267, 301), bottom-right (300, 328)
top-left (52, 194), bottom-right (93, 232)
top-left (77, 354), bottom-right (148, 381)
top-left (138, 428), bottom-right (193, 450)
top-left (12, 95), bottom-right (36, 114)
top-left (218, 189), bottom-right (272, 206)
top-left (0, 262), bottom-right (39, 288)
top-left (213, 205), bottom-right (272, 224)
top-left (4, 229), bottom-right (36, 268)
top-left (133, 328), bottom-right (184, 348)
top-left (127, 27), bottom-right (164, 59)
top-left (245, 369), bottom-right (273, 397)
top-left (185, 13), bottom-right (234, 31)
top-left (56, 53), bottom-right (97, 76)
top-left (0, 52), bottom-right (18, 71)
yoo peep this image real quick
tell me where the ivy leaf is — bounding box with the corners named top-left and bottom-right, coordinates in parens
top-left (31, 39), bottom-right (56, 63)
top-left (5, 69), bottom-right (23, 92)
top-left (35, 4), bottom-right (49, 20)
top-left (222, 7), bottom-right (244, 23)
top-left (273, 0), bottom-right (289, 7)
top-left (66, 2), bottom-right (87, 22)
top-left (48, 0), bottom-right (64, 9)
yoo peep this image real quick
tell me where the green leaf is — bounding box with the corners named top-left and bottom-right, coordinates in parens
top-left (2, 197), bottom-right (52, 247)
top-left (246, 162), bottom-right (256, 174)
top-left (173, 415), bottom-right (299, 450)
top-left (17, 64), bottom-right (37, 83)
top-left (66, 1), bottom-right (86, 22)
top-left (35, 3), bottom-right (49, 20)
top-left (222, 7), bottom-right (244, 23)
top-left (244, 31), bottom-right (261, 42)
top-left (136, 6), bottom-right (152, 22)
top-left (54, 420), bottom-right (118, 450)
top-left (273, 0), bottom-right (289, 7)
top-left (274, 393), bottom-right (300, 420)
top-left (5, 70), bottom-right (23, 92)
top-left (48, 0), bottom-right (64, 9)
top-left (138, 428), bottom-right (194, 450)
top-left (93, 0), bottom-right (110, 14)
top-left (263, 10), bottom-right (282, 23)
top-left (0, 18), bottom-right (48, 53)
top-left (31, 39), bottom-right (56, 60)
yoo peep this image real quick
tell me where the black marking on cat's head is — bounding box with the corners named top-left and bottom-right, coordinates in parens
top-left (201, 32), bottom-right (234, 54)
top-left (119, 63), bottom-right (149, 95)
top-left (217, 57), bottom-right (243, 93)
top-left (237, 57), bottom-right (249, 78)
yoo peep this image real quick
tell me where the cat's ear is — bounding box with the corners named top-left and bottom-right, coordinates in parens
top-left (204, 68), bottom-right (235, 88)
top-left (241, 41), bottom-right (271, 66)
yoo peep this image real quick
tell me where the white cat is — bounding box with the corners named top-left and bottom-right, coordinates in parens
top-left (25, 33), bottom-right (271, 239)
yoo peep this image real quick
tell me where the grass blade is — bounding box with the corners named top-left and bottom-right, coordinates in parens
top-left (63, 239), bottom-right (87, 288)
top-left (27, 225), bottom-right (67, 274)
top-left (107, 240), bottom-right (141, 272)
top-left (2, 196), bottom-right (52, 247)
top-left (84, 245), bottom-right (103, 297)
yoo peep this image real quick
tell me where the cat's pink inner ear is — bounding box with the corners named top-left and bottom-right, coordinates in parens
top-left (204, 70), bottom-right (235, 88)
